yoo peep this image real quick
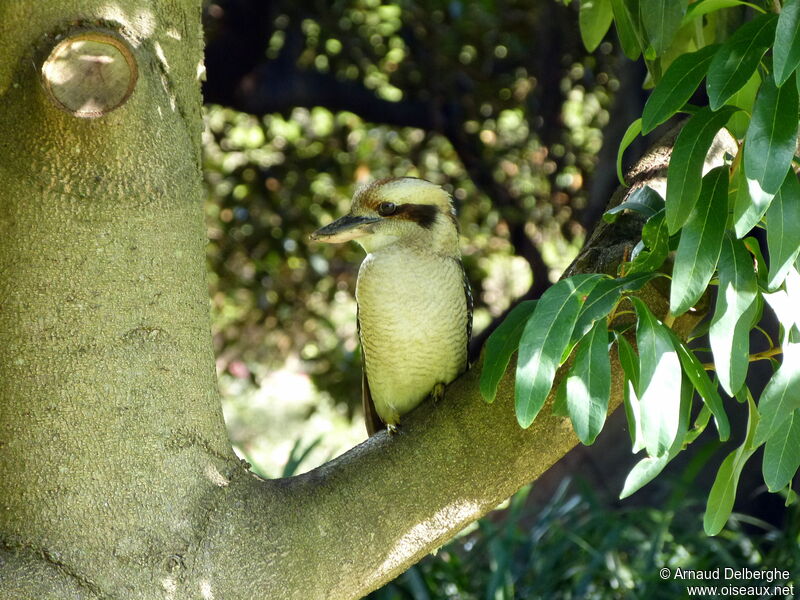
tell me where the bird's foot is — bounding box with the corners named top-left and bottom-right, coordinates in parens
top-left (386, 423), bottom-right (400, 435)
top-left (431, 382), bottom-right (446, 403)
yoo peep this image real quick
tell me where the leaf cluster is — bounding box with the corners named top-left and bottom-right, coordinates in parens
top-left (482, 0), bottom-right (800, 535)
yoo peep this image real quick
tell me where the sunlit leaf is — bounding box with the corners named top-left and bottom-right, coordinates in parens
top-left (480, 300), bottom-right (538, 403)
top-left (617, 333), bottom-right (644, 451)
top-left (579, 0), bottom-right (614, 52)
top-left (774, 0), bottom-right (800, 86)
top-left (668, 331), bottom-right (730, 441)
top-left (753, 339), bottom-right (800, 447)
top-left (616, 118), bottom-right (642, 185)
top-left (706, 13), bottom-right (778, 110)
top-left (631, 297), bottom-right (683, 456)
top-left (732, 160), bottom-right (774, 238)
top-left (621, 454), bottom-right (670, 498)
top-left (665, 105), bottom-right (737, 234)
top-left (640, 0), bottom-right (688, 56)
top-left (763, 408), bottom-right (800, 492)
top-left (642, 45), bottom-right (719, 134)
top-left (765, 171), bottom-right (800, 291)
top-left (566, 321), bottom-right (612, 445)
top-left (761, 269), bottom-right (800, 335)
top-left (704, 393), bottom-right (759, 535)
top-left (624, 381), bottom-right (645, 452)
top-left (515, 275), bottom-right (604, 428)
top-left (744, 72), bottom-right (799, 197)
top-left (709, 234), bottom-right (758, 396)
top-left (620, 373), bottom-right (692, 497)
top-left (670, 166), bottom-right (728, 315)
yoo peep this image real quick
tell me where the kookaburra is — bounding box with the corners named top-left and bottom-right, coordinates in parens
top-left (311, 177), bottom-right (473, 435)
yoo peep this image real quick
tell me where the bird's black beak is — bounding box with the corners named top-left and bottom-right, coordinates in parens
top-left (310, 214), bottom-right (382, 243)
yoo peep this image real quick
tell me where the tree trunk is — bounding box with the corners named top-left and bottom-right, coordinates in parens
top-left (0, 4), bottom-right (708, 599)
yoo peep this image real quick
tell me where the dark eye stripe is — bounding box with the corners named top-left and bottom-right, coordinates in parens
top-left (393, 203), bottom-right (438, 229)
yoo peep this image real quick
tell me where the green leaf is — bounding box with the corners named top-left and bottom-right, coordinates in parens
top-left (620, 372), bottom-right (693, 498)
top-left (480, 300), bottom-right (538, 403)
top-left (579, 0), bottom-right (614, 52)
top-left (682, 0), bottom-right (765, 27)
top-left (766, 171), bottom-right (800, 291)
top-left (665, 106), bottom-right (737, 234)
top-left (566, 321), bottom-right (612, 445)
top-left (640, 0), bottom-right (688, 57)
top-left (774, 0), bottom-right (800, 86)
top-left (515, 275), bottom-right (604, 428)
top-left (621, 455), bottom-right (670, 498)
top-left (709, 234), bottom-right (758, 396)
top-left (617, 333), bottom-right (644, 451)
top-left (642, 45), bottom-right (719, 134)
top-left (686, 404), bottom-right (713, 445)
top-left (706, 13), bottom-right (778, 110)
top-left (726, 69), bottom-right (761, 139)
top-left (611, 0), bottom-right (643, 60)
top-left (552, 376), bottom-right (569, 417)
top-left (616, 332), bottom-right (640, 389)
top-left (753, 279), bottom-right (800, 442)
top-left (742, 236), bottom-right (769, 288)
top-left (744, 71), bottom-right (799, 198)
top-left (753, 340), bottom-right (800, 447)
top-left (763, 408), bottom-right (800, 492)
top-left (571, 272), bottom-right (654, 345)
top-left (704, 393), bottom-right (759, 535)
top-left (732, 161), bottom-right (774, 238)
top-left (626, 210), bottom-right (670, 275)
top-left (668, 332), bottom-right (730, 441)
top-left (623, 380), bottom-right (645, 452)
top-left (670, 166), bottom-right (728, 315)
top-left (762, 270), bottom-right (800, 336)
top-left (603, 186), bottom-right (664, 222)
top-left (616, 118), bottom-right (642, 186)
top-left (631, 297), bottom-right (683, 456)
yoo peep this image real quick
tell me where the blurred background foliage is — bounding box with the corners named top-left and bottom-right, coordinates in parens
top-left (202, 0), bottom-right (633, 474)
top-left (368, 478), bottom-right (800, 599)
top-left (200, 0), bottom-right (797, 597)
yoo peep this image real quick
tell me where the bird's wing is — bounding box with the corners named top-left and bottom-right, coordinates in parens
top-left (460, 258), bottom-right (474, 360)
top-left (358, 306), bottom-right (385, 436)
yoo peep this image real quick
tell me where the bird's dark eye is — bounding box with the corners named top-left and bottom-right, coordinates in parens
top-left (378, 202), bottom-right (397, 216)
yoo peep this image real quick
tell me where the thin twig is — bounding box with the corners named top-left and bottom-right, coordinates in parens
top-left (701, 346), bottom-right (783, 371)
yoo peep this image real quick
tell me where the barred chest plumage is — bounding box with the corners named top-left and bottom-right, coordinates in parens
top-left (356, 246), bottom-right (470, 427)
top-left (310, 176), bottom-right (472, 435)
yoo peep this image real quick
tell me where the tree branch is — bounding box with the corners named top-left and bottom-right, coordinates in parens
top-left (192, 126), bottom-right (732, 598)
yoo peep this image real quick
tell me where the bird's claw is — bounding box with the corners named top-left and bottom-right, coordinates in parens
top-left (431, 382), bottom-right (446, 403)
